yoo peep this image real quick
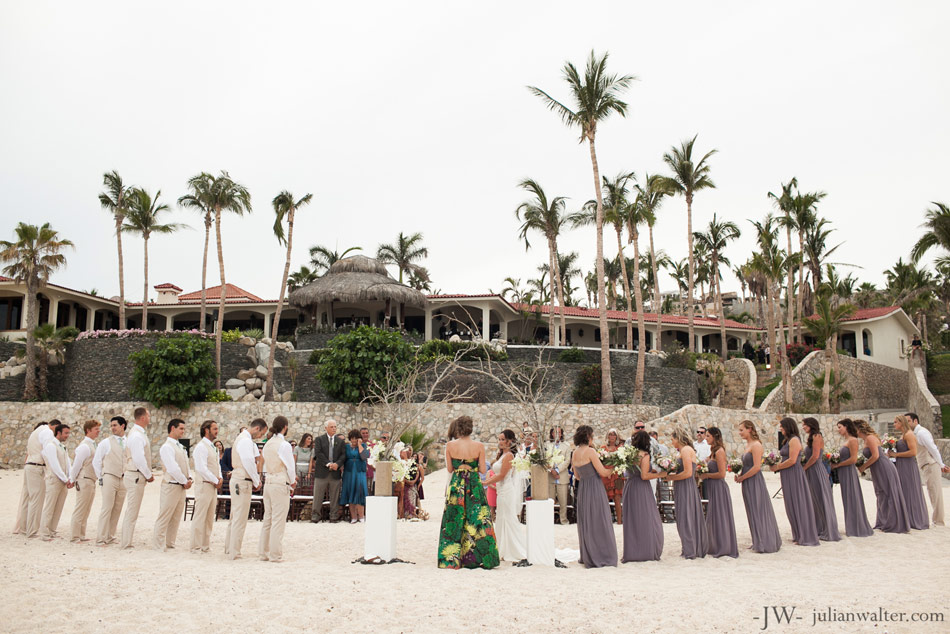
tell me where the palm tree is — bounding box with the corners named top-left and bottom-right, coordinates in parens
top-left (529, 49), bottom-right (635, 403)
top-left (769, 178), bottom-right (798, 342)
top-left (0, 223), bottom-right (73, 400)
top-left (852, 282), bottom-right (880, 309)
top-left (501, 277), bottom-right (536, 341)
top-left (662, 135), bottom-right (717, 352)
top-left (583, 270), bottom-right (597, 308)
top-left (178, 173), bottom-right (214, 331)
top-left (515, 179), bottom-right (570, 345)
top-left (309, 244), bottom-right (362, 274)
top-left (803, 287), bottom-right (856, 413)
top-left (31, 323), bottom-right (78, 399)
top-left (288, 265), bottom-right (318, 291)
top-left (376, 232), bottom-right (429, 284)
top-left (911, 202), bottom-right (950, 263)
top-left (694, 213), bottom-right (741, 360)
top-left (555, 251), bottom-right (582, 306)
top-left (750, 215), bottom-right (792, 410)
top-left (790, 189), bottom-right (825, 341)
top-left (636, 173), bottom-right (673, 349)
top-left (693, 242), bottom-right (711, 318)
top-left (803, 217), bottom-right (844, 315)
top-left (265, 191), bottom-right (313, 401)
top-left (99, 170), bottom-right (131, 329)
top-left (183, 172), bottom-right (252, 387)
top-left (669, 258), bottom-right (689, 312)
top-left (123, 188), bottom-right (183, 329)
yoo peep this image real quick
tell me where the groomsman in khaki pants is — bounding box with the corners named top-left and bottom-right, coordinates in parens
top-left (93, 416), bottom-right (128, 545)
top-left (68, 420), bottom-right (101, 542)
top-left (40, 423), bottom-right (73, 540)
top-left (226, 418), bottom-right (266, 560)
top-left (907, 412), bottom-right (950, 525)
top-left (120, 407), bottom-right (154, 549)
top-left (259, 416), bottom-right (296, 562)
top-left (190, 420), bottom-right (222, 553)
top-left (14, 420), bottom-right (56, 537)
top-left (152, 419), bottom-right (192, 551)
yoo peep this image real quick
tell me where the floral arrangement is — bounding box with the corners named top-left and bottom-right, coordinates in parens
top-left (855, 452), bottom-right (867, 467)
top-left (656, 454), bottom-right (680, 475)
top-left (368, 442), bottom-right (389, 467)
top-left (761, 451), bottom-right (782, 467)
top-left (76, 328), bottom-right (214, 341)
top-left (601, 445), bottom-right (642, 475)
top-left (694, 460), bottom-right (709, 475)
top-left (727, 457), bottom-right (744, 474)
top-left (391, 458), bottom-right (410, 482)
top-left (881, 435), bottom-right (899, 452)
top-left (800, 452), bottom-right (809, 466)
top-left (511, 455), bottom-right (531, 472)
top-left (824, 450), bottom-right (841, 465)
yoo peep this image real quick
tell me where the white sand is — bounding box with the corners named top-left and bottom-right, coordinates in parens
top-left (2, 468), bottom-right (948, 634)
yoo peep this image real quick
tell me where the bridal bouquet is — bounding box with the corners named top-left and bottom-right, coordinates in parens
top-left (727, 457), bottom-right (744, 473)
top-left (881, 435), bottom-right (899, 452)
top-left (761, 451), bottom-right (782, 467)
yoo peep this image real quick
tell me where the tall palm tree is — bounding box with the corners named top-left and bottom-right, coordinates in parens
top-left (501, 277), bottom-right (536, 341)
top-left (803, 217), bottom-right (844, 315)
top-left (288, 265), bottom-right (318, 291)
top-left (669, 258), bottom-right (689, 312)
top-left (376, 232), bottom-right (429, 285)
top-left (309, 244), bottom-right (362, 274)
top-left (583, 270), bottom-right (597, 308)
top-left (911, 202), bottom-right (950, 263)
top-left (769, 178), bottom-right (799, 342)
top-left (530, 49), bottom-right (635, 403)
top-left (0, 222), bottom-right (73, 400)
top-left (178, 173), bottom-right (214, 331)
top-left (183, 172), bottom-right (252, 387)
top-left (803, 286), bottom-right (856, 413)
top-left (99, 170), bottom-right (131, 329)
top-left (555, 251), bottom-right (582, 306)
top-left (693, 242), bottom-right (712, 318)
top-left (123, 188), bottom-right (183, 329)
top-left (515, 179), bottom-right (570, 345)
top-left (750, 215), bottom-right (792, 409)
top-left (625, 194), bottom-right (653, 402)
top-left (694, 213), bottom-right (741, 360)
top-left (265, 191), bottom-right (313, 401)
top-left (31, 323), bottom-right (78, 399)
top-left (636, 173), bottom-right (673, 349)
top-left (662, 135), bottom-right (717, 353)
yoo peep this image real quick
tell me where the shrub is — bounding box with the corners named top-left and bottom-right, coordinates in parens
top-left (663, 344), bottom-right (695, 370)
top-left (242, 328), bottom-right (265, 340)
top-left (753, 376), bottom-right (782, 408)
top-left (416, 339), bottom-right (507, 363)
top-left (308, 348), bottom-right (328, 365)
top-left (573, 364), bottom-right (602, 404)
top-left (221, 328), bottom-right (243, 343)
top-left (129, 335), bottom-right (217, 409)
top-left (557, 346), bottom-right (587, 363)
top-left (316, 326), bottom-right (415, 403)
top-left (204, 389), bottom-right (232, 402)
top-left (786, 343), bottom-right (819, 367)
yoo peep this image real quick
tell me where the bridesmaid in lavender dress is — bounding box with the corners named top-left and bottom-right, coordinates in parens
top-left (571, 425), bottom-right (618, 568)
top-left (856, 420), bottom-right (910, 534)
top-left (801, 418), bottom-right (841, 541)
top-left (621, 431), bottom-right (664, 562)
top-left (769, 418), bottom-right (819, 546)
top-left (663, 429), bottom-right (707, 559)
top-left (734, 421), bottom-right (781, 553)
top-left (887, 415), bottom-right (930, 530)
top-left (698, 427), bottom-right (738, 558)
top-left (830, 419), bottom-right (873, 537)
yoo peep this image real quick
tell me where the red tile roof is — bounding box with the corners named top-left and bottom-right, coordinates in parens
top-left (154, 283), bottom-right (183, 291)
top-left (842, 306), bottom-right (900, 321)
top-left (178, 284), bottom-right (264, 302)
top-left (513, 302), bottom-right (759, 330)
top-left (0, 275), bottom-right (11, 282)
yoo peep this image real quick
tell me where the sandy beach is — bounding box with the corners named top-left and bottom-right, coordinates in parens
top-left (2, 467), bottom-right (948, 634)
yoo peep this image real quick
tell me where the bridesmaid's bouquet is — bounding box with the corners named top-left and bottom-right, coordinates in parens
top-left (881, 435), bottom-right (899, 452)
top-left (602, 445), bottom-right (642, 475)
top-left (761, 451), bottom-right (782, 467)
top-left (694, 461), bottom-right (709, 475)
top-left (824, 450), bottom-right (841, 465)
top-left (727, 457), bottom-right (744, 474)
top-left (656, 454), bottom-right (679, 475)
top-left (855, 452), bottom-right (867, 467)
top-left (800, 452), bottom-right (809, 466)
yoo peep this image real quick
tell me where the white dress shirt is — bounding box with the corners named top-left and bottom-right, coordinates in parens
top-left (192, 437), bottom-right (221, 484)
top-left (127, 424), bottom-right (152, 478)
top-left (68, 437), bottom-right (96, 482)
top-left (234, 430), bottom-right (261, 488)
top-left (159, 437), bottom-right (190, 485)
top-left (275, 433), bottom-right (297, 486)
top-left (42, 438), bottom-right (70, 483)
top-left (92, 435), bottom-right (124, 478)
top-left (914, 424), bottom-right (946, 467)
top-left (694, 439), bottom-right (711, 461)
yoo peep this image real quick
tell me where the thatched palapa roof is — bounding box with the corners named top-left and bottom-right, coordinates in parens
top-left (288, 255), bottom-right (428, 309)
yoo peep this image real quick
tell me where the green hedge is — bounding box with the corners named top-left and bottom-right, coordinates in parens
top-left (316, 326), bottom-right (415, 403)
top-left (129, 335), bottom-right (217, 409)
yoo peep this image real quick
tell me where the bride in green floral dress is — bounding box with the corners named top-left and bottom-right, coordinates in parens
top-left (438, 415), bottom-right (500, 569)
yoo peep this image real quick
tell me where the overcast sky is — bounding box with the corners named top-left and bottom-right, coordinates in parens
top-left (1, 1), bottom-right (947, 304)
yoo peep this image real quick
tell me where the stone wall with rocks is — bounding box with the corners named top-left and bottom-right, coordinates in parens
top-left (760, 350), bottom-right (909, 413)
top-left (0, 400), bottom-right (658, 469)
top-left (721, 358), bottom-right (755, 410)
top-left (505, 346), bottom-right (664, 368)
top-left (220, 336), bottom-right (295, 402)
top-left (908, 355), bottom-right (942, 436)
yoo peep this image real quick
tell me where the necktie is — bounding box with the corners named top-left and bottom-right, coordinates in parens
top-left (119, 437), bottom-right (125, 449)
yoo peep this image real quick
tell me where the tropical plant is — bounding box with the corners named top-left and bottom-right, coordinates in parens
top-left (204, 389), bottom-right (232, 402)
top-left (802, 284), bottom-right (855, 413)
top-left (694, 213), bottom-right (740, 360)
top-left (911, 202), bottom-right (950, 264)
top-left (221, 328), bottom-right (243, 343)
top-left (529, 49), bottom-right (635, 404)
top-left (177, 173), bottom-right (214, 332)
top-left (309, 244), bottom-right (362, 274)
top-left (288, 265), bottom-right (318, 291)
top-left (241, 328), bottom-right (265, 340)
top-left (0, 222), bottom-right (73, 400)
top-left (557, 346), bottom-right (587, 362)
top-left (99, 170), bottom-right (131, 329)
top-left (790, 188), bottom-right (826, 341)
top-left (662, 134), bottom-right (717, 352)
top-left (376, 231), bottom-right (429, 284)
top-left (31, 324), bottom-right (79, 398)
top-left (636, 173), bottom-right (673, 347)
top-left (315, 325), bottom-right (415, 403)
top-left (803, 369), bottom-right (853, 413)
top-left (770, 178), bottom-right (799, 343)
top-left (265, 190), bottom-right (313, 400)
top-left (123, 188), bottom-right (183, 329)
top-left (129, 334), bottom-right (217, 409)
top-left (572, 363), bottom-right (603, 403)
top-left (399, 427), bottom-right (439, 455)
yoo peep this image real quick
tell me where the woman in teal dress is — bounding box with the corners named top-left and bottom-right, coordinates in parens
top-left (438, 415), bottom-right (500, 570)
top-left (339, 429), bottom-right (369, 523)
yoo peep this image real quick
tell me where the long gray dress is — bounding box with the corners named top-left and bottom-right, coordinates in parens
top-left (704, 458), bottom-right (738, 558)
top-left (894, 438), bottom-right (930, 530)
top-left (672, 458), bottom-right (708, 559)
top-left (575, 462), bottom-right (618, 568)
top-left (740, 452), bottom-right (782, 553)
top-left (779, 443), bottom-right (820, 546)
top-left (862, 446), bottom-right (910, 533)
top-left (836, 446), bottom-right (873, 537)
top-left (621, 467), bottom-right (663, 562)
top-left (803, 445), bottom-right (841, 541)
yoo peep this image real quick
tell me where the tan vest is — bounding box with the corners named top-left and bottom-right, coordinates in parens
top-left (103, 436), bottom-right (125, 477)
top-left (124, 427), bottom-right (151, 473)
top-left (195, 439), bottom-right (222, 483)
top-left (162, 441), bottom-right (190, 485)
top-left (45, 442), bottom-right (68, 480)
top-left (77, 439), bottom-right (96, 480)
top-left (26, 427), bottom-right (47, 464)
top-left (263, 437), bottom-right (289, 485)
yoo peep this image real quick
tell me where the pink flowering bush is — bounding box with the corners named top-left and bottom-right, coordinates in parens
top-left (76, 328), bottom-right (214, 341)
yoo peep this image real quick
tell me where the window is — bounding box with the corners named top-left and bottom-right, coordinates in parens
top-left (0, 296), bottom-right (22, 329)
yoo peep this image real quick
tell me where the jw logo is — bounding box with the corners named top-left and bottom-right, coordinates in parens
top-left (754, 606), bottom-right (801, 630)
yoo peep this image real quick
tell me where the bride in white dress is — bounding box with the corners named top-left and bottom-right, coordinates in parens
top-left (483, 429), bottom-right (527, 562)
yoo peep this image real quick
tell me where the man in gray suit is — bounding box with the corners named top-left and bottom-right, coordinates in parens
top-left (311, 419), bottom-right (345, 522)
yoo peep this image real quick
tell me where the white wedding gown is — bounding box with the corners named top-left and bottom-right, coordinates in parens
top-left (492, 457), bottom-right (527, 562)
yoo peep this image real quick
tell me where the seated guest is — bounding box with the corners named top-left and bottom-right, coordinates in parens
top-left (294, 433), bottom-right (314, 482)
top-left (216, 440), bottom-right (232, 473)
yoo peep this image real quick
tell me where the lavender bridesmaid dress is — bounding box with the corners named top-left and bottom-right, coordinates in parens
top-left (779, 443), bottom-right (820, 546)
top-left (803, 445), bottom-right (841, 541)
top-left (575, 462), bottom-right (618, 568)
top-left (894, 438), bottom-right (930, 530)
top-left (672, 459), bottom-right (708, 559)
top-left (740, 451), bottom-right (782, 553)
top-left (862, 446), bottom-right (910, 533)
top-left (703, 458), bottom-right (738, 558)
top-left (621, 467), bottom-right (663, 562)
top-left (836, 446), bottom-right (873, 537)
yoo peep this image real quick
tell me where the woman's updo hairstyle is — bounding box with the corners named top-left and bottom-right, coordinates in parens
top-left (453, 415), bottom-right (474, 437)
top-left (573, 425), bottom-right (593, 446)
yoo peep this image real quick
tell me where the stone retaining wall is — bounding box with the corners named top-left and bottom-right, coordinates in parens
top-left (721, 358), bottom-right (755, 410)
top-left (908, 355), bottom-right (942, 436)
